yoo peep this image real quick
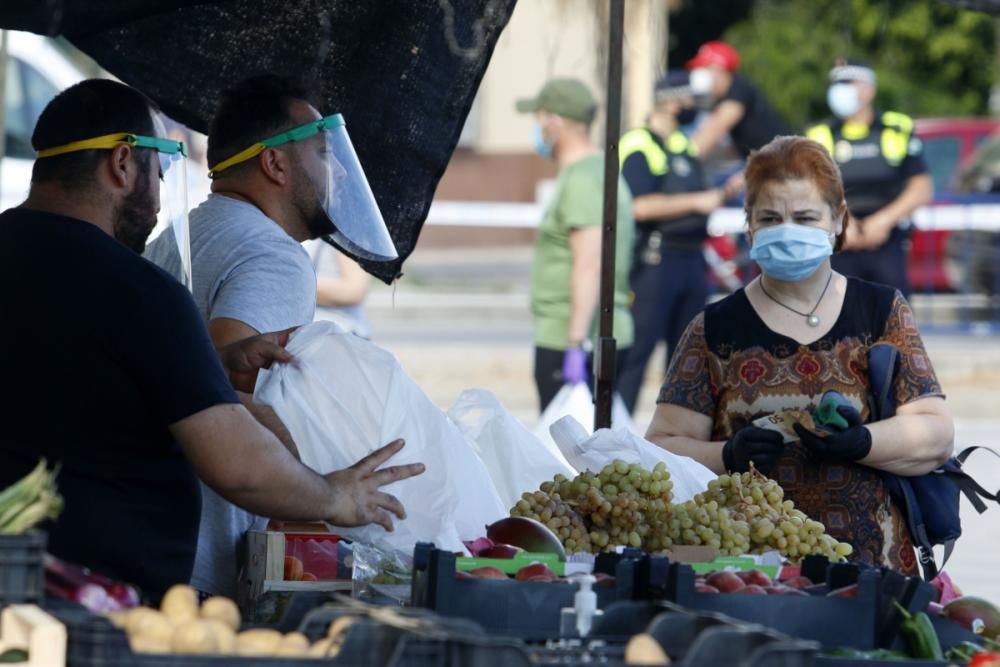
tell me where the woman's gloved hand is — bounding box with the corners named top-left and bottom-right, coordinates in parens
top-left (561, 347), bottom-right (588, 385)
top-left (722, 426), bottom-right (786, 474)
top-left (794, 404), bottom-right (872, 461)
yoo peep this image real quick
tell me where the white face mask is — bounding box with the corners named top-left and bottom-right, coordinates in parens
top-left (827, 83), bottom-right (861, 119)
top-left (689, 68), bottom-right (714, 96)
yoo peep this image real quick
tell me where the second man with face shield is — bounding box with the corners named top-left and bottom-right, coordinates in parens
top-left (144, 75), bottom-right (397, 600)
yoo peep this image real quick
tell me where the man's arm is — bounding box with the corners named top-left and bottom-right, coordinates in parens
top-left (567, 226), bottom-right (602, 345)
top-left (691, 100), bottom-right (745, 157)
top-left (236, 391), bottom-right (298, 459)
top-left (632, 189), bottom-right (724, 222)
top-left (170, 405), bottom-right (424, 529)
top-left (858, 174), bottom-right (934, 250)
top-left (316, 254), bottom-right (370, 307)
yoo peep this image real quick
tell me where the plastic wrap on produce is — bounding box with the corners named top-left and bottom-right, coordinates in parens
top-left (254, 322), bottom-right (506, 554)
top-left (447, 388), bottom-right (577, 510)
top-left (549, 416), bottom-right (715, 502)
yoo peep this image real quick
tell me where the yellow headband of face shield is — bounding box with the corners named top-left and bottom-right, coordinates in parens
top-left (36, 132), bottom-right (187, 161)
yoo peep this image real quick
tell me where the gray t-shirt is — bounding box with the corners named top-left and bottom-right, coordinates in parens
top-left (144, 193), bottom-right (316, 598)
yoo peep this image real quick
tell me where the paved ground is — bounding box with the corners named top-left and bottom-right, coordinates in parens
top-left (359, 245), bottom-right (1000, 603)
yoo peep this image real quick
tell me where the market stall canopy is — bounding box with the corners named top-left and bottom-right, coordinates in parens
top-left (0, 0), bottom-right (517, 283)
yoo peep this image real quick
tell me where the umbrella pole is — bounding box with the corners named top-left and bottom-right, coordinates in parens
top-left (0, 30), bottom-right (7, 191)
top-left (594, 0), bottom-right (624, 431)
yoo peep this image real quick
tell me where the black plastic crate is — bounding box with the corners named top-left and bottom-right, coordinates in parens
top-left (410, 544), bottom-right (621, 640)
top-left (0, 530), bottom-right (45, 606)
top-left (633, 555), bottom-right (934, 650)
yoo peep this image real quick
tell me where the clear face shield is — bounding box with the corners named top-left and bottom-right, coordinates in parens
top-left (34, 122), bottom-right (191, 288)
top-left (209, 113), bottom-right (397, 262)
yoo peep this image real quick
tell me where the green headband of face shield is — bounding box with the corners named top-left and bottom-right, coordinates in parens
top-left (208, 114), bottom-right (345, 177)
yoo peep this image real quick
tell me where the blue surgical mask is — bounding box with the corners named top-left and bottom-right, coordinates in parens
top-left (827, 83), bottom-right (861, 119)
top-left (749, 223), bottom-right (833, 281)
top-left (532, 124), bottom-right (553, 158)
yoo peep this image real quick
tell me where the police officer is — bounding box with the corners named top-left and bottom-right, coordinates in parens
top-left (806, 59), bottom-right (933, 297)
top-left (616, 71), bottom-right (728, 415)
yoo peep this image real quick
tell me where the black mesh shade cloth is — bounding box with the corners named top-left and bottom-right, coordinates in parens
top-left (1, 0), bottom-right (517, 282)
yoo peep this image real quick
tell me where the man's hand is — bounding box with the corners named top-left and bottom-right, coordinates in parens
top-left (218, 328), bottom-right (296, 393)
top-left (722, 171), bottom-right (745, 201)
top-left (325, 439), bottom-right (425, 531)
top-left (857, 212), bottom-right (894, 250)
top-left (693, 188), bottom-right (726, 215)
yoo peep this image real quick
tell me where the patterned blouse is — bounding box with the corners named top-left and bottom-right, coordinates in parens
top-left (658, 278), bottom-right (943, 574)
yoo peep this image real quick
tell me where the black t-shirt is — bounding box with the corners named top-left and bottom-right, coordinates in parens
top-left (719, 74), bottom-right (789, 158)
top-left (0, 208), bottom-right (239, 599)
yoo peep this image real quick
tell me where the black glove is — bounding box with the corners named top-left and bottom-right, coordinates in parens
top-left (794, 404), bottom-right (872, 461)
top-left (722, 426), bottom-right (786, 474)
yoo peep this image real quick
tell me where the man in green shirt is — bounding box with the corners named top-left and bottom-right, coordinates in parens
top-left (516, 78), bottom-right (635, 412)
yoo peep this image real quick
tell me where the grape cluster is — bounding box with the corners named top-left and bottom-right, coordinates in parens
top-left (696, 467), bottom-right (853, 560)
top-left (510, 460), bottom-right (853, 562)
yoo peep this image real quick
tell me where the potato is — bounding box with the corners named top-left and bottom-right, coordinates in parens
top-left (129, 634), bottom-right (171, 654)
top-left (276, 632), bottom-right (310, 657)
top-left (125, 608), bottom-right (173, 645)
top-left (308, 638), bottom-right (340, 658)
top-left (160, 584), bottom-right (199, 625)
top-left (203, 619), bottom-right (237, 655)
top-left (624, 633), bottom-right (670, 666)
top-left (326, 615), bottom-right (355, 640)
top-left (171, 619), bottom-right (218, 654)
top-left (236, 628), bottom-right (283, 656)
top-left (104, 610), bottom-right (129, 629)
top-left (200, 596), bottom-right (240, 632)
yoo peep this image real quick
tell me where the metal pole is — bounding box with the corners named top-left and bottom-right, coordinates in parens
top-left (0, 30), bottom-right (8, 193)
top-left (594, 0), bottom-right (624, 431)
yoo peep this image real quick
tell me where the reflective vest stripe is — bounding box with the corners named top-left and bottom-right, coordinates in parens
top-left (619, 129), bottom-right (695, 175)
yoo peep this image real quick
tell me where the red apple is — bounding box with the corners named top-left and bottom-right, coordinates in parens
top-left (781, 576), bottom-right (813, 589)
top-left (515, 563), bottom-right (556, 582)
top-left (695, 583), bottom-right (720, 594)
top-left (737, 584), bottom-right (767, 595)
top-left (463, 537), bottom-right (495, 556)
top-left (765, 585), bottom-right (808, 596)
top-left (480, 544), bottom-right (524, 559)
top-left (706, 571), bottom-right (746, 593)
top-left (745, 570), bottom-right (772, 587)
top-left (454, 571), bottom-right (473, 580)
top-left (469, 566), bottom-right (507, 579)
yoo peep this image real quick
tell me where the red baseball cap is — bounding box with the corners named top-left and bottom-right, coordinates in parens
top-left (686, 41), bottom-right (740, 72)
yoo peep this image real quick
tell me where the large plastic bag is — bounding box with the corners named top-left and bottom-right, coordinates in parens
top-left (447, 389), bottom-right (577, 510)
top-left (549, 415), bottom-right (715, 503)
top-left (253, 322), bottom-right (507, 554)
top-left (533, 383), bottom-right (633, 453)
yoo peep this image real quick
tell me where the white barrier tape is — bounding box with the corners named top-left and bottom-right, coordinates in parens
top-left (425, 201), bottom-right (1000, 234)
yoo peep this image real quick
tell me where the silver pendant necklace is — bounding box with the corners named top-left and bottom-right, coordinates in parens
top-left (758, 271), bottom-right (833, 328)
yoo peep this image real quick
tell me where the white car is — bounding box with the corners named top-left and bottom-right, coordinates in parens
top-left (2, 31), bottom-right (87, 211)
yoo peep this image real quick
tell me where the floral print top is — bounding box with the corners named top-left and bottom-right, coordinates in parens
top-left (658, 278), bottom-right (944, 573)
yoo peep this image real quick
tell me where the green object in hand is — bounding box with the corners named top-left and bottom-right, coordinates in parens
top-left (893, 602), bottom-right (944, 660)
top-left (0, 648), bottom-right (28, 663)
top-left (814, 395), bottom-right (849, 430)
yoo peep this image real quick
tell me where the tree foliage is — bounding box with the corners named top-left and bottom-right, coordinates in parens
top-left (685, 0), bottom-right (996, 130)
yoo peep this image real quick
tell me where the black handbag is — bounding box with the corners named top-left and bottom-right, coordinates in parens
top-left (868, 342), bottom-right (1000, 580)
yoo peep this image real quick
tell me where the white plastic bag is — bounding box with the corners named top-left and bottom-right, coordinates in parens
top-left (253, 322), bottom-right (507, 554)
top-left (549, 415), bottom-right (715, 503)
top-left (533, 383), bottom-right (633, 454)
top-left (447, 389), bottom-right (576, 510)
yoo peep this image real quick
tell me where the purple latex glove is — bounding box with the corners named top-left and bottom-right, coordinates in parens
top-left (561, 347), bottom-right (588, 385)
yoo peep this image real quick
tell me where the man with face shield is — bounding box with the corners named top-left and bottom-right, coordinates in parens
top-left (616, 71), bottom-right (733, 416)
top-left (806, 59), bottom-right (933, 297)
top-left (0, 79), bottom-right (422, 603)
top-left (686, 40), bottom-right (788, 160)
top-left (145, 74), bottom-right (398, 600)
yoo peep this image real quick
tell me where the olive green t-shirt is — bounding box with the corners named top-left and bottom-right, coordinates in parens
top-left (531, 153), bottom-right (635, 350)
